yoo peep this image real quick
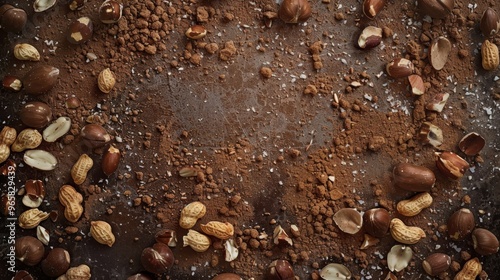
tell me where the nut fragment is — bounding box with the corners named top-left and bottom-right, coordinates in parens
top-left (213, 273), bottom-right (243, 280)
top-left (23, 150), bottom-right (58, 171)
top-left (141, 243), bottom-right (174, 274)
top-left (357, 26), bottom-right (382, 49)
top-left (99, 0), bottom-right (123, 24)
top-left (360, 233), bottom-right (379, 249)
top-left (386, 58), bottom-right (415, 78)
top-left (20, 101), bottom-right (52, 128)
top-left (179, 201), bottom-right (206, 229)
top-left (67, 17), bottom-right (93, 44)
top-left (429, 36), bottom-right (451, 70)
top-left (19, 208), bottom-right (49, 229)
top-left (425, 92), bottom-right (449, 113)
top-left (389, 218), bottom-right (426, 244)
top-left (319, 263), bottom-right (352, 280)
top-left (472, 228), bottom-right (499, 255)
top-left (481, 8), bottom-right (500, 38)
top-left (417, 0), bottom-right (454, 19)
top-left (11, 128), bottom-right (42, 152)
top-left (362, 0), bottom-right (386, 19)
top-left (408, 74), bottom-right (425, 95)
top-left (65, 264), bottom-right (91, 280)
top-left (418, 122), bottom-right (443, 148)
top-left (454, 257), bottom-right (482, 280)
top-left (69, 0), bottom-right (87, 11)
top-left (435, 151), bottom-right (469, 180)
top-left (102, 145), bottom-right (120, 176)
top-left (362, 208), bottom-right (390, 238)
top-left (269, 260), bottom-right (296, 280)
top-left (393, 163), bottom-right (436, 192)
top-left (23, 65), bottom-right (59, 95)
top-left (43, 116), bottom-right (71, 142)
top-left (81, 124), bottom-right (111, 148)
top-left (422, 253), bottom-right (451, 276)
top-left (333, 208), bottom-right (363, 234)
top-left (0, 144), bottom-right (10, 164)
top-left (33, 0), bottom-right (56, 12)
top-left (272, 224), bottom-right (293, 246)
top-left (14, 43), bottom-right (40, 61)
top-left (3, 75), bottom-right (22, 91)
top-left (185, 25), bottom-right (207, 39)
top-left (458, 132), bottom-right (485, 156)
top-left (481, 39), bottom-right (499, 71)
top-left (201, 221), bottom-right (235, 240)
top-left (447, 208), bottom-right (475, 241)
top-left (387, 245), bottom-right (413, 272)
top-left (58, 185), bottom-right (84, 223)
top-left (15, 236), bottom-right (45, 266)
top-left (36, 225), bottom-right (50, 245)
top-left (278, 0), bottom-right (311, 23)
top-left (71, 154), bottom-right (93, 185)
top-left (97, 68), bottom-right (116, 93)
top-left (155, 229), bottom-right (177, 247)
top-left (22, 179), bottom-right (45, 208)
top-left (396, 192), bottom-right (433, 217)
top-left (90, 220), bottom-right (115, 247)
top-left (183, 229), bottom-right (211, 252)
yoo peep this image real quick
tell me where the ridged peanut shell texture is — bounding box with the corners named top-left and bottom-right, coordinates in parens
top-left (90, 220), bottom-right (115, 247)
top-left (58, 185), bottom-right (83, 223)
top-left (179, 201), bottom-right (206, 229)
top-left (71, 154), bottom-right (93, 185)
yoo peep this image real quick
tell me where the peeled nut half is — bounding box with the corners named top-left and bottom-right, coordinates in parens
top-left (387, 245), bottom-right (412, 272)
top-left (429, 36), bottom-right (451, 70)
top-left (458, 132), bottom-right (485, 156)
top-left (319, 263), bottom-right (352, 280)
top-left (34, 0), bottom-right (57, 12)
top-left (333, 208), bottom-right (363, 234)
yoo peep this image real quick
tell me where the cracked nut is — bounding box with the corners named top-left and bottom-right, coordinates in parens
top-left (481, 39), bottom-right (499, 71)
top-left (319, 263), bottom-right (351, 280)
top-left (20, 101), bottom-right (52, 128)
top-left (43, 116), bottom-right (71, 142)
top-left (454, 257), bottom-right (482, 280)
top-left (11, 128), bottom-right (42, 152)
top-left (81, 124), bottom-right (111, 148)
top-left (0, 144), bottom-right (10, 164)
top-left (358, 26), bottom-right (382, 49)
top-left (19, 208), bottom-right (49, 229)
top-left (185, 25), bottom-right (207, 39)
top-left (155, 229), bottom-right (177, 247)
top-left (0, 5), bottom-right (27, 33)
top-left (278, 0), bottom-right (311, 24)
top-left (333, 208), bottom-right (363, 234)
top-left (97, 68), bottom-right (116, 93)
top-left (408, 74), bottom-right (425, 95)
top-left (273, 224), bottom-right (293, 246)
top-left (34, 0), bottom-right (56, 12)
top-left (179, 201), bottom-right (206, 229)
top-left (213, 273), bottom-right (242, 280)
top-left (23, 65), bottom-right (59, 95)
top-left (435, 151), bottom-right (469, 180)
top-left (22, 179), bottom-right (45, 208)
top-left (389, 218), bottom-right (426, 244)
top-left (422, 253), bottom-right (451, 276)
top-left (90, 220), bottom-right (115, 247)
top-left (99, 0), bottom-right (123, 24)
top-left (386, 58), bottom-right (415, 78)
top-left (69, 0), bottom-right (86, 11)
top-left (0, 126), bottom-right (17, 146)
top-left (15, 236), bottom-right (45, 266)
top-left (71, 154), bottom-right (93, 185)
top-left (41, 248), bottom-right (70, 277)
top-left (3, 75), bottom-right (22, 91)
top-left (201, 221), bottom-right (235, 240)
top-left (224, 238), bottom-right (239, 262)
top-left (65, 264), bottom-right (91, 280)
top-left (397, 192), bottom-right (433, 217)
top-left (417, 0), bottom-right (453, 19)
top-left (67, 17), bottom-right (93, 44)
top-left (363, 208), bottom-right (390, 238)
top-left (448, 208), bottom-right (475, 241)
top-left (36, 225), bottom-right (50, 245)
top-left (387, 245), bottom-right (412, 272)
top-left (393, 162), bottom-right (436, 192)
top-left (102, 145), bottom-right (120, 176)
top-left (472, 228), bottom-right (499, 255)
top-left (183, 229), bottom-right (211, 252)
top-left (481, 8), bottom-right (500, 38)
top-left (13, 43), bottom-right (40, 61)
top-left (362, 0), bottom-right (386, 19)
top-left (58, 185), bottom-right (83, 223)
top-left (269, 260), bottom-right (296, 280)
top-left (418, 122), bottom-right (443, 148)
top-left (141, 242), bottom-right (174, 274)
top-left (23, 149), bottom-right (58, 171)
top-left (458, 132), bottom-right (485, 156)
top-left (425, 92), bottom-right (449, 112)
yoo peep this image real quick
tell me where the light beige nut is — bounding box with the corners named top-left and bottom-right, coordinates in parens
top-left (43, 116), bottom-right (71, 142)
top-left (481, 39), bottom-right (499, 71)
top-left (71, 154), bottom-right (93, 185)
top-left (0, 126), bottom-right (17, 146)
top-left (97, 68), bottom-right (116, 93)
top-left (14, 43), bottom-right (40, 61)
top-left (58, 185), bottom-right (83, 223)
top-left (396, 192), bottom-right (433, 217)
top-left (90, 220), bottom-right (115, 247)
top-left (65, 264), bottom-right (91, 280)
top-left (454, 257), bottom-right (482, 280)
top-left (0, 144), bottom-right (10, 164)
top-left (23, 149), bottom-right (58, 171)
top-left (11, 128), bottom-right (42, 152)
top-left (183, 229), bottom-right (211, 252)
top-left (179, 201), bottom-right (206, 229)
top-left (19, 208), bottom-right (49, 229)
top-left (200, 221), bottom-right (234, 239)
top-left (389, 218), bottom-right (426, 244)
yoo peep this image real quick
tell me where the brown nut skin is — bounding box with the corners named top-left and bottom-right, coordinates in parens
top-left (0, 5), bottom-right (27, 33)
top-left (472, 228), bottom-right (499, 255)
top-left (80, 124), bottom-right (111, 148)
top-left (3, 75), bottom-right (22, 91)
top-left (99, 0), bottom-right (123, 24)
top-left (212, 273), bottom-right (243, 280)
top-left (23, 65), bottom-right (60, 95)
top-left (435, 151), bottom-right (469, 180)
top-left (448, 208), bottom-right (475, 241)
top-left (20, 101), bottom-right (53, 129)
top-left (393, 163), bottom-right (436, 192)
top-left (417, 0), bottom-right (454, 19)
top-left (480, 7), bottom-right (500, 37)
top-left (127, 273), bottom-right (154, 280)
top-left (458, 132), bottom-right (485, 156)
top-left (422, 253), bottom-right (451, 276)
top-left (41, 248), bottom-right (71, 277)
top-left (268, 259), bottom-right (295, 280)
top-left (102, 145), bottom-right (120, 176)
top-left (362, 0), bottom-right (386, 19)
top-left (278, 0), bottom-right (311, 24)
top-left (13, 270), bottom-right (34, 280)
top-left (67, 17), bottom-right (93, 44)
top-left (141, 243), bottom-right (174, 275)
top-left (15, 236), bottom-right (45, 266)
top-left (363, 208), bottom-right (390, 238)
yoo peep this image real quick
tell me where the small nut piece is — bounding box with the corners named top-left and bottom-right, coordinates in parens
top-left (425, 92), bottom-right (449, 113)
top-left (319, 263), bottom-right (351, 280)
top-left (97, 68), bottom-right (116, 93)
top-left (278, 0), bottom-right (311, 23)
top-left (362, 0), bottom-right (386, 19)
top-left (480, 8), bottom-right (500, 38)
top-left (393, 163), bottom-right (436, 192)
top-left (67, 17), bottom-right (93, 44)
top-left (458, 132), bottom-right (485, 156)
top-left (22, 179), bottom-right (45, 208)
top-left (99, 0), bottom-right (123, 24)
top-left (36, 225), bottom-right (50, 245)
top-left (418, 122), bottom-right (443, 148)
top-left (43, 116), bottom-right (71, 142)
top-left (387, 245), bottom-right (413, 272)
top-left (273, 224), bottom-right (293, 246)
top-left (34, 0), bottom-right (56, 12)
top-left (448, 208), bottom-right (475, 241)
top-left (19, 208), bottom-right (49, 229)
top-left (389, 218), bottom-right (426, 244)
top-left (269, 260), bottom-right (296, 280)
top-left (20, 101), bottom-right (52, 128)
top-left (58, 185), bottom-right (83, 223)
top-left (333, 208), bottom-right (363, 234)
top-left (201, 221), bottom-right (234, 240)
top-left (435, 151), bottom-right (469, 180)
top-left (3, 75), bottom-right (22, 91)
top-left (65, 264), bottom-right (91, 280)
top-left (69, 0), bottom-right (86, 11)
top-left (422, 253), bottom-right (451, 276)
top-left (408, 74), bottom-right (425, 95)
top-left (481, 39), bottom-right (499, 71)
top-left (102, 145), bottom-right (120, 176)
top-left (358, 26), bottom-right (382, 49)
top-left (15, 236), bottom-right (45, 266)
top-left (23, 65), bottom-right (59, 95)
top-left (90, 220), bottom-right (115, 247)
top-left (179, 201), bottom-right (206, 229)
top-left (396, 192), bottom-right (433, 217)
top-left (363, 208), bottom-right (390, 238)
top-left (183, 229), bottom-right (211, 252)
top-left (141, 243), bottom-right (174, 274)
top-left (11, 128), bottom-right (42, 152)
top-left (0, 5), bottom-right (27, 33)
top-left (386, 58), bottom-right (415, 78)
top-left (14, 43), bottom-right (40, 61)
top-left (185, 25), bottom-right (207, 39)
top-left (454, 257), bottom-right (482, 280)
top-left (23, 150), bottom-right (58, 171)
top-left (472, 228), bottom-right (499, 255)
top-left (71, 154), bottom-right (93, 185)
top-left (429, 36), bottom-right (451, 70)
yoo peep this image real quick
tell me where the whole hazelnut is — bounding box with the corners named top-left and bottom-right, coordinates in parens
top-left (386, 58), bottom-right (415, 78)
top-left (362, 0), bottom-right (386, 19)
top-left (20, 101), bottom-right (53, 129)
top-left (155, 229), bottom-right (177, 247)
top-left (0, 4), bottom-right (27, 33)
top-left (185, 25), bottom-right (207, 39)
top-left (448, 208), bottom-right (475, 241)
top-left (99, 0), bottom-right (123, 24)
top-left (422, 253), bottom-right (451, 276)
top-left (67, 17), bottom-right (93, 44)
top-left (278, 0), bottom-right (311, 24)
top-left (268, 259), bottom-right (295, 280)
top-left (392, 163), bottom-right (436, 192)
top-left (80, 124), bottom-right (111, 148)
top-left (480, 7), bottom-right (500, 37)
top-left (417, 0), bottom-right (454, 19)
top-left (213, 273), bottom-right (243, 280)
top-left (435, 151), bottom-right (469, 180)
top-left (472, 228), bottom-right (499, 255)
top-left (358, 26), bottom-right (383, 49)
top-left (15, 236), bottom-right (45, 266)
top-left (363, 208), bottom-right (390, 238)
top-left (127, 273), bottom-right (154, 280)
top-left (41, 248), bottom-right (71, 277)
top-left (23, 65), bottom-right (60, 95)
top-left (141, 243), bottom-right (175, 274)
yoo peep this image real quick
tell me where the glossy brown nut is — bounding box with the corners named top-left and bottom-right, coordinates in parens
top-left (141, 243), bottom-right (174, 274)
top-left (15, 236), bottom-right (45, 266)
top-left (429, 36), bottom-right (451, 70)
top-left (393, 163), bottom-right (436, 192)
top-left (278, 0), bottom-right (311, 23)
top-left (435, 151), bottom-right (469, 180)
top-left (3, 75), bottom-right (22, 91)
top-left (41, 248), bottom-right (71, 277)
top-left (213, 273), bottom-right (243, 280)
top-left (80, 124), bottom-right (111, 148)
top-left (155, 229), bottom-right (177, 247)
top-left (13, 270), bottom-right (34, 280)
top-left (358, 26), bottom-right (382, 49)
top-left (362, 0), bottom-right (386, 19)
top-left (127, 273), bottom-right (154, 280)
top-left (23, 65), bottom-right (60, 95)
top-left (472, 228), bottom-right (499, 255)
top-left (422, 253), bottom-right (451, 276)
top-left (363, 208), bottom-right (390, 238)
top-left (386, 58), bottom-right (415, 78)
top-left (0, 5), bottom-right (27, 33)
top-left (102, 145), bottom-right (120, 176)
top-left (66, 96), bottom-right (81, 109)
top-left (20, 101), bottom-right (53, 128)
top-left (268, 259), bottom-right (295, 280)
top-left (480, 7), bottom-right (500, 37)
top-left (417, 0), bottom-right (454, 19)
top-left (448, 208), bottom-right (475, 241)
top-left (99, 0), bottom-right (123, 24)
top-left (458, 132), bottom-right (485, 156)
top-left (67, 17), bottom-right (93, 44)
top-left (68, 0), bottom-right (87, 11)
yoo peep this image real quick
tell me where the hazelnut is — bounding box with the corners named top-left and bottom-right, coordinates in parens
top-left (392, 163), bottom-right (436, 192)
top-left (435, 151), bottom-right (469, 180)
top-left (67, 17), bottom-right (93, 44)
top-left (458, 132), bottom-right (485, 156)
top-left (80, 124), bottom-right (111, 148)
top-left (333, 208), bottom-right (363, 234)
top-left (20, 101), bottom-right (53, 129)
top-left (319, 263), bottom-right (352, 280)
top-left (418, 122), bottom-right (443, 148)
top-left (408, 74), bottom-right (425, 95)
top-left (362, 0), bottom-right (386, 19)
top-left (13, 270), bottom-right (34, 280)
top-left (33, 0), bottom-right (57, 12)
top-left (213, 273), bottom-right (243, 280)
top-left (480, 7), bottom-right (500, 37)
top-left (363, 208), bottom-right (390, 238)
top-left (22, 65), bottom-right (60, 95)
top-left (185, 25), bottom-right (207, 39)
top-left (99, 0), bottom-right (123, 24)
top-left (472, 228), bottom-right (499, 255)
top-left (141, 243), bottom-right (174, 274)
top-left (425, 92), bottom-right (449, 113)
top-left (68, 0), bottom-right (87, 11)
top-left (386, 58), bottom-right (415, 78)
top-left (127, 273), bottom-right (154, 280)
top-left (429, 36), bottom-right (451, 70)
top-left (268, 259), bottom-right (295, 280)
top-left (3, 75), bottom-right (22, 91)
top-left (102, 145), bottom-right (120, 176)
top-left (22, 179), bottom-right (45, 208)
top-left (155, 229), bottom-right (177, 247)
top-left (278, 0), bottom-right (311, 24)
top-left (448, 208), bottom-right (475, 241)
top-left (41, 248), bottom-right (71, 277)
top-left (422, 253), bottom-right (451, 276)
top-left (66, 96), bottom-right (81, 109)
top-left (358, 26), bottom-right (382, 49)
top-left (15, 236), bottom-right (45, 266)
top-left (417, 0), bottom-right (454, 19)
top-left (0, 5), bottom-right (27, 33)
